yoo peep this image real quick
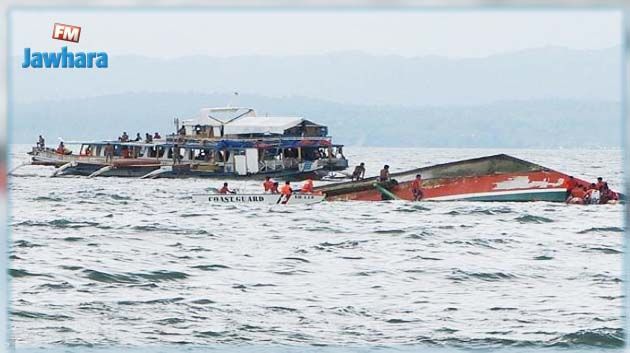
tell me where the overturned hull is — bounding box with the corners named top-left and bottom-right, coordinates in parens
top-left (316, 154), bottom-right (613, 202)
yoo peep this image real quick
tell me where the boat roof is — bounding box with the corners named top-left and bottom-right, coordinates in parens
top-left (181, 107), bottom-right (256, 127)
top-left (224, 116), bottom-right (320, 135)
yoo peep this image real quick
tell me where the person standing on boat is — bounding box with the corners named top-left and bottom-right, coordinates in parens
top-left (219, 182), bottom-right (236, 194)
top-left (351, 162), bottom-right (366, 181)
top-left (411, 174), bottom-right (423, 201)
top-left (134, 133), bottom-right (142, 142)
top-left (154, 132), bottom-right (161, 140)
top-left (121, 132), bottom-right (129, 142)
top-left (104, 143), bottom-right (114, 163)
top-left (379, 165), bottom-right (390, 182)
top-left (172, 144), bottom-right (182, 165)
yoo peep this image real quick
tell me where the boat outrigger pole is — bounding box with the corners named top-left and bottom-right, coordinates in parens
top-left (50, 161), bottom-right (78, 178)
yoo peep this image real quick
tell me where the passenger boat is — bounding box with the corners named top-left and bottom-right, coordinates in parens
top-left (26, 107), bottom-right (348, 180)
top-left (192, 193), bottom-right (325, 205)
top-left (316, 154), bottom-right (623, 202)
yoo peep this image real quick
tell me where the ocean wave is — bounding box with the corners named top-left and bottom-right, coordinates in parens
top-left (118, 297), bottom-right (185, 306)
top-left (191, 264), bottom-right (230, 271)
top-left (12, 310), bottom-right (72, 321)
top-left (83, 269), bottom-right (189, 284)
top-left (447, 269), bottom-right (518, 282)
top-left (9, 268), bottom-right (52, 278)
top-left (14, 219), bottom-right (100, 229)
top-left (577, 227), bottom-right (624, 234)
top-left (585, 247), bottom-right (622, 254)
top-left (515, 215), bottom-right (554, 224)
top-left (547, 327), bottom-right (623, 347)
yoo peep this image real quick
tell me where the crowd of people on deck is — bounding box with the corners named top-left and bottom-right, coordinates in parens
top-left (565, 176), bottom-right (619, 205)
top-left (118, 131), bottom-right (161, 143)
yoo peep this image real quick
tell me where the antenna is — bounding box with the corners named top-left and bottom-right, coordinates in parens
top-left (227, 91), bottom-right (239, 108)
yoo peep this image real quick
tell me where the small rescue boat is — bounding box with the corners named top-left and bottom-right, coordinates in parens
top-left (192, 193), bottom-right (325, 205)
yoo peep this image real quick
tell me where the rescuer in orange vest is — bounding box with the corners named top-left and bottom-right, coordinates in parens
top-left (280, 181), bottom-right (293, 196)
top-left (263, 176), bottom-right (275, 193)
top-left (301, 179), bottom-right (314, 194)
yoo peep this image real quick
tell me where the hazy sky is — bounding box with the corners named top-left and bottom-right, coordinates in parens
top-left (10, 9), bottom-right (622, 58)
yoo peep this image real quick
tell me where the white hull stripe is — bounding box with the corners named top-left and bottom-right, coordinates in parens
top-left (425, 188), bottom-right (566, 201)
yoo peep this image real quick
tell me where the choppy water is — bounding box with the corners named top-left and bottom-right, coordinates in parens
top-left (7, 145), bottom-right (626, 350)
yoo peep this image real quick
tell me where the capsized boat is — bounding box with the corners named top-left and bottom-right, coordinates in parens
top-left (192, 193), bottom-right (324, 205)
top-left (315, 154), bottom-right (622, 202)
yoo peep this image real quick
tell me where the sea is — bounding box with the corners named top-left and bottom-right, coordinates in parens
top-left (6, 144), bottom-right (626, 352)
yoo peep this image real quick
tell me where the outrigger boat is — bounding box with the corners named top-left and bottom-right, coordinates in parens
top-left (192, 193), bottom-right (325, 205)
top-left (315, 154), bottom-right (623, 203)
top-left (25, 107), bottom-right (348, 180)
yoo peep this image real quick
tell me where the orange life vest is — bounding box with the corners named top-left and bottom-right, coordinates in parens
top-left (263, 180), bottom-right (274, 191)
top-left (301, 180), bottom-right (314, 193)
top-left (280, 185), bottom-right (292, 196)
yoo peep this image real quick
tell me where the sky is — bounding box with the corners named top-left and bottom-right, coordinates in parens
top-left (9, 9), bottom-right (622, 59)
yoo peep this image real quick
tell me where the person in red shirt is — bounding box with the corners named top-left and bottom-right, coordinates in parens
top-left (596, 177), bottom-right (604, 191)
top-left (567, 185), bottom-right (586, 204)
top-left (263, 176), bottom-right (275, 193)
top-left (219, 182), bottom-right (235, 194)
top-left (301, 179), bottom-right (314, 194)
top-left (270, 182), bottom-right (279, 194)
top-left (411, 174), bottom-right (423, 201)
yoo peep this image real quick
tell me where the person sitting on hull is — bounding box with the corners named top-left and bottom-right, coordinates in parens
top-left (37, 135), bottom-right (45, 149)
top-left (55, 141), bottom-right (68, 155)
top-left (352, 162), bottom-right (366, 181)
top-left (219, 182), bottom-right (236, 194)
top-left (379, 165), bottom-right (390, 182)
top-left (411, 174), bottom-right (423, 201)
